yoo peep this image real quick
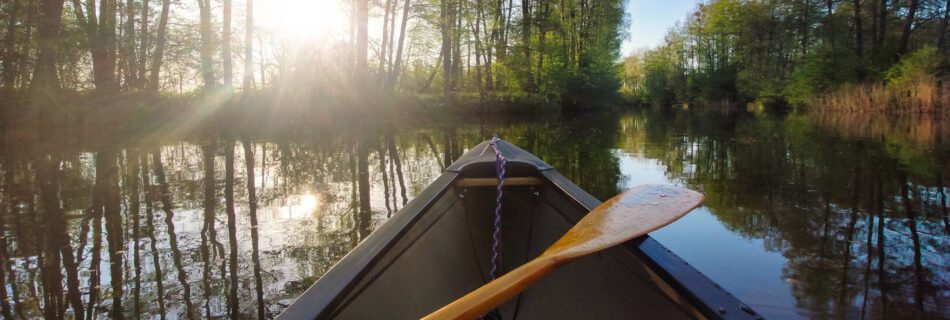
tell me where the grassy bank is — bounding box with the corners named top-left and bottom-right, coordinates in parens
top-left (809, 80), bottom-right (949, 115)
top-left (0, 86), bottom-right (624, 141)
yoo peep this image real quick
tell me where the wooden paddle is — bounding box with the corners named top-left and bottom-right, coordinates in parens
top-left (422, 184), bottom-right (704, 320)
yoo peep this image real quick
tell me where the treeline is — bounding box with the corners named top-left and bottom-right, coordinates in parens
top-left (0, 0), bottom-right (626, 108)
top-left (622, 0), bottom-right (950, 110)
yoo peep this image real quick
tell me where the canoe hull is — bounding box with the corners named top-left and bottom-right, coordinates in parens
top-left (279, 140), bottom-right (760, 320)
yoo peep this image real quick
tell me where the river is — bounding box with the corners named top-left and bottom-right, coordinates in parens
top-left (0, 107), bottom-right (947, 319)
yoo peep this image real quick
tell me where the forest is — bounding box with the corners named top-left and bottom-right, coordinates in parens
top-left (621, 0), bottom-right (950, 111)
top-left (0, 0), bottom-right (627, 113)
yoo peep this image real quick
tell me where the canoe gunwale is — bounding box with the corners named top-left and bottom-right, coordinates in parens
top-left (277, 140), bottom-right (762, 320)
top-left (276, 172), bottom-right (462, 319)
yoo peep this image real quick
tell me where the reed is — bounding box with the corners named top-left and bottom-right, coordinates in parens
top-left (810, 79), bottom-right (949, 115)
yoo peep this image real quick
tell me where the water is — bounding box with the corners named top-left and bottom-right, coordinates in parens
top-left (0, 108), bottom-right (947, 319)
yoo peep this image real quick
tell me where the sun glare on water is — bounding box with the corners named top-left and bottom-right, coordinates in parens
top-left (279, 194), bottom-right (321, 220)
top-left (257, 0), bottom-right (349, 42)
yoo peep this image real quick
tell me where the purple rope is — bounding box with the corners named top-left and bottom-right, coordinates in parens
top-left (489, 136), bottom-right (507, 281)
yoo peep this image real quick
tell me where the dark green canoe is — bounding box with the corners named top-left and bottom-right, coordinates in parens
top-left (279, 140), bottom-right (762, 320)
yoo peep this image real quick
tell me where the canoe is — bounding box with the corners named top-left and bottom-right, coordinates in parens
top-left (279, 140), bottom-right (762, 320)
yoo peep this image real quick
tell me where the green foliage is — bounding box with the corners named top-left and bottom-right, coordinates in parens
top-left (785, 48), bottom-right (863, 105)
top-left (621, 0), bottom-right (950, 108)
top-left (885, 47), bottom-right (944, 86)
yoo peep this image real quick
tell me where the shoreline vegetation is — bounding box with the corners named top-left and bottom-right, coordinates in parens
top-left (0, 0), bottom-right (626, 121)
top-left (0, 0), bottom-right (947, 136)
top-left (621, 0), bottom-right (949, 115)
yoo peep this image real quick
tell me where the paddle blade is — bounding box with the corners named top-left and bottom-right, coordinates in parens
top-left (544, 184), bottom-right (704, 260)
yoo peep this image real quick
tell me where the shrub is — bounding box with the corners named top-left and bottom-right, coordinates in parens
top-left (885, 47), bottom-right (943, 87)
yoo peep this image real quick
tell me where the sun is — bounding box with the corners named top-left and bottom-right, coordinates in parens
top-left (257, 0), bottom-right (349, 42)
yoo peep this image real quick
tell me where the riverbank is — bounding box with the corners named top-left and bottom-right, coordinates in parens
top-left (807, 80), bottom-right (949, 115)
top-left (0, 86), bottom-right (625, 130)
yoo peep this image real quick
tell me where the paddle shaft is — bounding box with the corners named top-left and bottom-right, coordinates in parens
top-left (422, 255), bottom-right (559, 320)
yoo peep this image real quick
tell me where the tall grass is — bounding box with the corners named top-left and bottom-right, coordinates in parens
top-left (811, 47), bottom-right (948, 115)
top-left (811, 80), bottom-right (948, 114)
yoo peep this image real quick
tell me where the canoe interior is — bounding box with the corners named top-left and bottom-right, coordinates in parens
top-left (278, 140), bottom-right (760, 320)
top-left (322, 161), bottom-right (697, 319)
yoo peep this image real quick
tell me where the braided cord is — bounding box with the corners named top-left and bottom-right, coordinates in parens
top-left (488, 136), bottom-right (507, 281)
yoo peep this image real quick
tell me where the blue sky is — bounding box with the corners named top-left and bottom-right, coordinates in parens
top-left (622, 0), bottom-right (700, 56)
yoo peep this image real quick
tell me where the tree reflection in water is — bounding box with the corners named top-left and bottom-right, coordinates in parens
top-left (0, 109), bottom-right (945, 319)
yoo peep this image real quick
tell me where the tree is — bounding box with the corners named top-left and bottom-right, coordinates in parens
top-left (72, 0), bottom-right (120, 92)
top-left (243, 0), bottom-right (253, 89)
top-left (938, 0), bottom-right (949, 51)
top-left (222, 0), bottom-right (232, 88)
top-left (136, 0), bottom-right (148, 88)
top-left (356, 0), bottom-right (368, 91)
top-left (853, 0), bottom-right (863, 56)
top-left (122, 0), bottom-right (137, 87)
top-left (387, 0), bottom-right (411, 91)
top-left (896, 0), bottom-right (920, 57)
top-left (440, 0), bottom-right (454, 94)
top-left (32, 0), bottom-right (66, 91)
top-left (197, 0), bottom-right (215, 88)
top-left (147, 0), bottom-right (170, 92)
top-left (1, 0), bottom-right (21, 87)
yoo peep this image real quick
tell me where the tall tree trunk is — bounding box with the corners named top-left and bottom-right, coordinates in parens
top-left (869, 0), bottom-right (878, 49)
top-left (122, 0), bottom-right (137, 87)
top-left (876, 0), bottom-right (886, 47)
top-left (1, 0), bottom-right (20, 87)
top-left (356, 0), bottom-right (369, 93)
top-left (243, 0), bottom-right (254, 89)
top-left (147, 0), bottom-right (169, 91)
top-left (440, 0), bottom-right (453, 95)
top-left (853, 0), bottom-right (863, 56)
top-left (197, 0), bottom-right (215, 88)
top-left (258, 34), bottom-right (265, 87)
top-left (472, 0), bottom-right (484, 100)
top-left (136, 0), bottom-right (148, 88)
top-left (483, 0), bottom-right (495, 90)
top-left (536, 1), bottom-right (547, 88)
top-left (825, 0), bottom-right (836, 49)
top-left (95, 0), bottom-right (119, 91)
top-left (452, 0), bottom-right (461, 90)
top-left (800, 0), bottom-right (810, 56)
top-left (388, 0), bottom-right (411, 91)
top-left (387, 0), bottom-right (396, 74)
top-left (222, 0), bottom-right (232, 88)
top-left (896, 0), bottom-right (919, 57)
top-left (31, 0), bottom-right (65, 91)
top-left (379, 0), bottom-right (393, 81)
top-left (20, 0), bottom-right (36, 88)
top-left (522, 0), bottom-right (532, 90)
top-left (939, 0), bottom-right (949, 52)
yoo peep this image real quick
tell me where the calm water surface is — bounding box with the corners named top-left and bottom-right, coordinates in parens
top-left (0, 108), bottom-right (947, 319)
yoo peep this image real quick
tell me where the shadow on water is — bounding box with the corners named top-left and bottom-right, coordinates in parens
top-left (0, 106), bottom-right (946, 319)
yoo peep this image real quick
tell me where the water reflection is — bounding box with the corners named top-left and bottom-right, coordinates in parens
top-left (0, 109), bottom-right (946, 319)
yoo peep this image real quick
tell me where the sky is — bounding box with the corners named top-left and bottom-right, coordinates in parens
top-left (621, 0), bottom-right (701, 56)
